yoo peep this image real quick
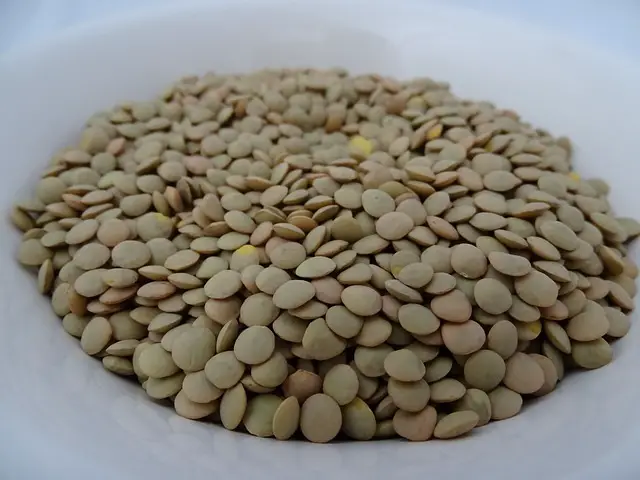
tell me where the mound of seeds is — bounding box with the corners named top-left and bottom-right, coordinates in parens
top-left (12, 68), bottom-right (640, 443)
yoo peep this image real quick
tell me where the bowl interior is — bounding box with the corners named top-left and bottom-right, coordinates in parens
top-left (2, 1), bottom-right (640, 479)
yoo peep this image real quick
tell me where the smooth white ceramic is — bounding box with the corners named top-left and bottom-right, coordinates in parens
top-left (1, 1), bottom-right (640, 479)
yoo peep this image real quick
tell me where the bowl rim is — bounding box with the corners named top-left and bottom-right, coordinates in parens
top-left (2, 0), bottom-right (639, 68)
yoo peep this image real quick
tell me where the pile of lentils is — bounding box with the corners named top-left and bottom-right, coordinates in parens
top-left (12, 68), bottom-right (640, 443)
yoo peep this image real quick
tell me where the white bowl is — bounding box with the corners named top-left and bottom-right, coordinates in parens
top-left (2, 1), bottom-right (640, 479)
